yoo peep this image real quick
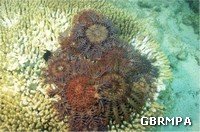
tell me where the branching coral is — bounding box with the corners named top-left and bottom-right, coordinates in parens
top-left (0, 88), bottom-right (67, 131)
top-left (0, 0), bottom-right (172, 131)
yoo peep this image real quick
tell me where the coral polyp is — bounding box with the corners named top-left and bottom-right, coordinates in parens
top-left (43, 9), bottom-right (172, 131)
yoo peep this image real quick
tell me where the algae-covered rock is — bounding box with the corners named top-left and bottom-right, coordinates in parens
top-left (182, 14), bottom-right (199, 34)
top-left (185, 0), bottom-right (199, 14)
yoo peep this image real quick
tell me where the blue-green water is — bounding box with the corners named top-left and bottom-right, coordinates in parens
top-left (118, 0), bottom-right (199, 131)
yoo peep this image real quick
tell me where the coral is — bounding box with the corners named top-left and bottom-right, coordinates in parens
top-left (0, 0), bottom-right (172, 131)
top-left (0, 88), bottom-right (67, 131)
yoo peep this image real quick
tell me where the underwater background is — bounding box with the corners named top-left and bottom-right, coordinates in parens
top-left (0, 0), bottom-right (199, 131)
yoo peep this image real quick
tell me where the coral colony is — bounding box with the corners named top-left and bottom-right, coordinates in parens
top-left (44, 10), bottom-right (162, 131)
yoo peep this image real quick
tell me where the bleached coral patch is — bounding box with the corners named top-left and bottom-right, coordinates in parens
top-left (131, 35), bottom-right (172, 101)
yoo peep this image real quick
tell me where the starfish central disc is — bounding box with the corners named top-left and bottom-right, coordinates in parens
top-left (66, 76), bottom-right (97, 112)
top-left (99, 73), bottom-right (128, 102)
top-left (48, 59), bottom-right (70, 78)
top-left (86, 24), bottom-right (108, 44)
